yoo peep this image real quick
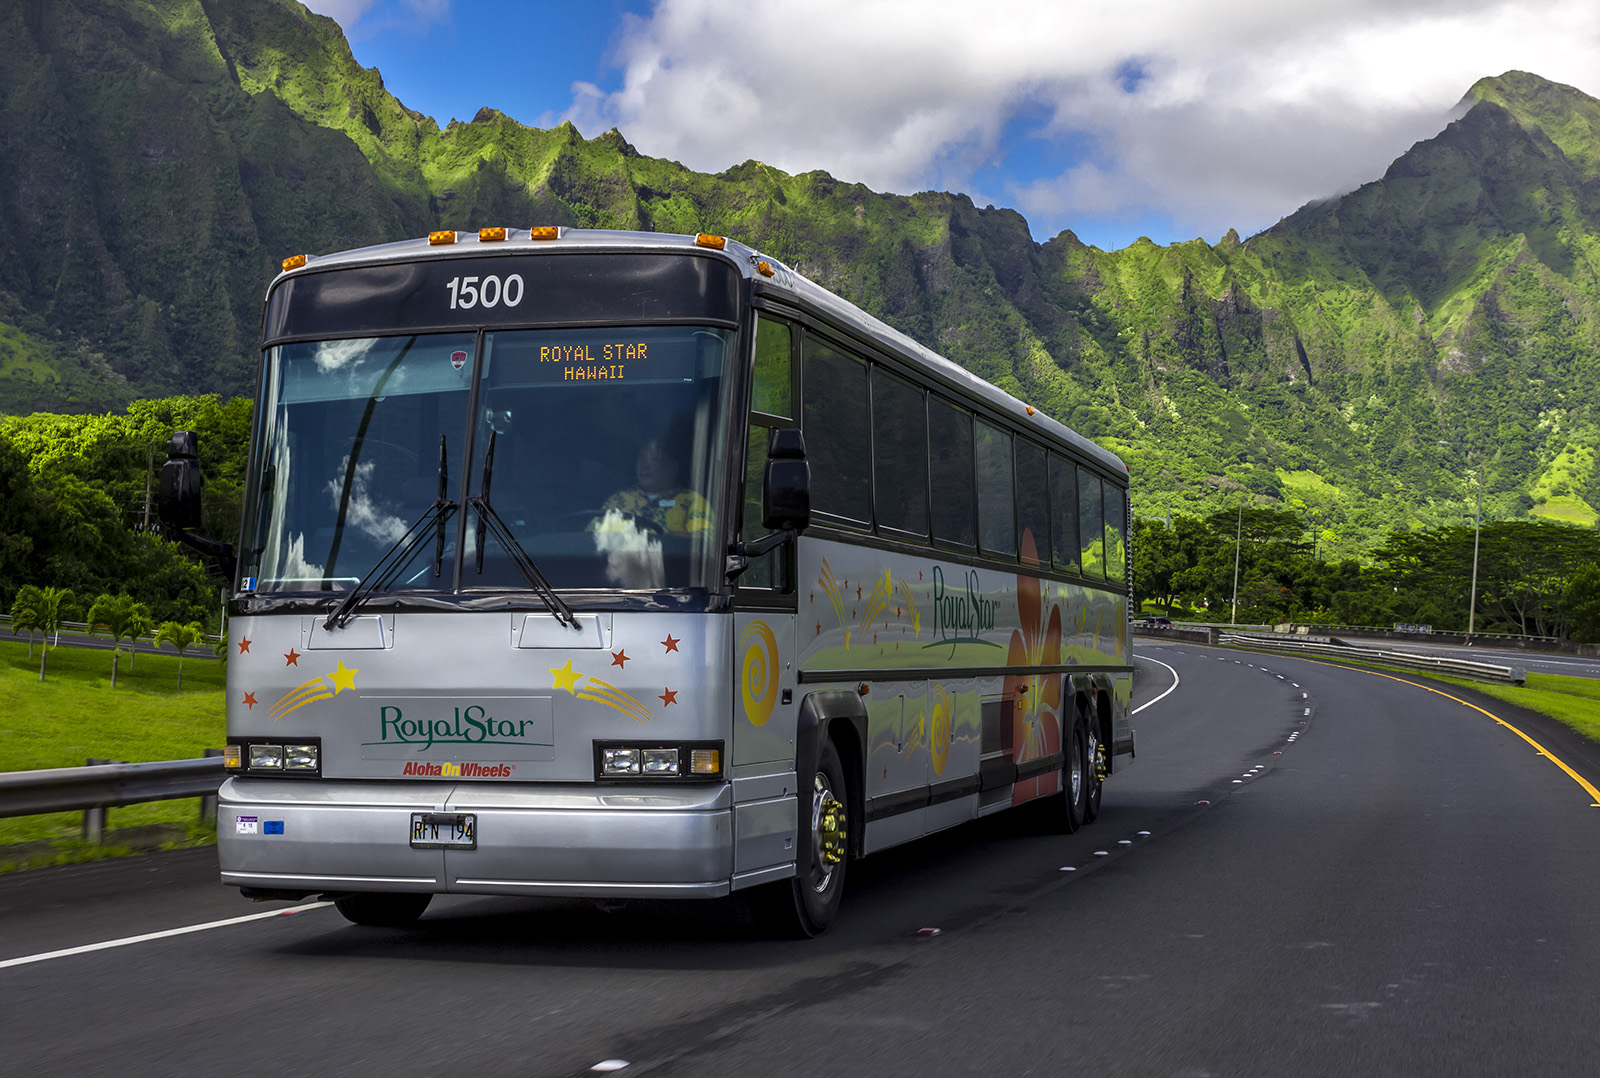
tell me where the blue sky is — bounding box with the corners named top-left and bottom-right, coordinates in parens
top-left (309, 0), bottom-right (1600, 251)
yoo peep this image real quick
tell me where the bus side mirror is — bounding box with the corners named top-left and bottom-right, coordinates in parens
top-left (762, 428), bottom-right (810, 532)
top-left (158, 430), bottom-right (204, 530)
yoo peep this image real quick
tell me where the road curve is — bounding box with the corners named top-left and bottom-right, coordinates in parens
top-left (2, 641), bottom-right (1598, 1077)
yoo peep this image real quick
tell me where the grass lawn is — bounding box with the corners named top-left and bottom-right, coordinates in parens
top-left (0, 638), bottom-right (226, 870)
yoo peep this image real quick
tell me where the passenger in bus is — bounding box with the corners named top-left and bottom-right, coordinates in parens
top-left (600, 438), bottom-right (710, 535)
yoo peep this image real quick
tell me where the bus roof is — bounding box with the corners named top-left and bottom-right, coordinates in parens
top-left (274, 228), bottom-right (1129, 481)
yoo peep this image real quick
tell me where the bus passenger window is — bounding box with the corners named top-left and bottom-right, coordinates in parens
top-left (872, 370), bottom-right (928, 537)
top-left (929, 399), bottom-right (975, 549)
top-left (802, 338), bottom-right (870, 523)
top-left (1104, 484), bottom-right (1127, 582)
top-left (752, 316), bottom-right (792, 419)
top-left (975, 421), bottom-right (1015, 558)
top-left (1049, 453), bottom-right (1080, 575)
top-left (1015, 440), bottom-right (1050, 563)
top-left (1078, 467), bottom-right (1105, 579)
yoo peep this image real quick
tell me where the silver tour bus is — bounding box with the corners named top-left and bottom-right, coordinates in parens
top-left (161, 227), bottom-right (1135, 935)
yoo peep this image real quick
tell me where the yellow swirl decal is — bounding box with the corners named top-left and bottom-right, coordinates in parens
top-left (930, 683), bottom-right (951, 776)
top-left (741, 620), bottom-right (781, 727)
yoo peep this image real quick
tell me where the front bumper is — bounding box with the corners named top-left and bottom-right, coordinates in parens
top-left (218, 777), bottom-right (736, 899)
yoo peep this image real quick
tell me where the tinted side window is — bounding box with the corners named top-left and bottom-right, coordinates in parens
top-left (1049, 453), bottom-right (1080, 574)
top-left (802, 338), bottom-right (870, 522)
top-left (975, 421), bottom-right (1016, 558)
top-left (1015, 440), bottom-right (1050, 564)
top-left (751, 315), bottom-right (792, 419)
top-left (1104, 482), bottom-right (1127, 583)
top-left (873, 370), bottom-right (928, 537)
top-left (929, 398), bottom-right (975, 548)
top-left (1078, 467), bottom-right (1105, 578)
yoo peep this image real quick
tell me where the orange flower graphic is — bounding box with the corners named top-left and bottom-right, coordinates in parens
top-left (1005, 530), bottom-right (1062, 803)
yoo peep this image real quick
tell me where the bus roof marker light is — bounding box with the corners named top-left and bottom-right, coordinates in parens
top-left (694, 233), bottom-right (727, 250)
top-left (479, 227), bottom-right (507, 242)
top-left (281, 254), bottom-right (308, 272)
top-left (756, 260), bottom-right (775, 277)
top-left (528, 226), bottom-right (559, 240)
top-left (429, 230), bottom-right (457, 246)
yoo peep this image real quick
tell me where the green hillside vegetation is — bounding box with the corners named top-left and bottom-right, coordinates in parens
top-left (0, 638), bottom-right (224, 867)
top-left (2, 1), bottom-right (1600, 557)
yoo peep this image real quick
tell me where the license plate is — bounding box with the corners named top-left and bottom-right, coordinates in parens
top-left (409, 812), bottom-right (476, 849)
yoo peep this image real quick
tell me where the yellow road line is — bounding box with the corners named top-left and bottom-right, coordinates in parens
top-left (1284, 654), bottom-right (1600, 807)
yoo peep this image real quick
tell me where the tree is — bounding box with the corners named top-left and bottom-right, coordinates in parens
top-left (32, 586), bottom-right (74, 681)
top-left (9, 584), bottom-right (44, 660)
top-left (1567, 565), bottom-right (1600, 644)
top-left (154, 620), bottom-right (204, 692)
top-left (88, 593), bottom-right (153, 687)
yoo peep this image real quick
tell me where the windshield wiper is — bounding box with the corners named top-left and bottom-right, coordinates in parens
top-left (469, 430), bottom-right (580, 630)
top-left (323, 435), bottom-right (455, 630)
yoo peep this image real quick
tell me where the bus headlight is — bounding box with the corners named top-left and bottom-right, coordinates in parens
top-left (283, 744), bottom-right (319, 770)
top-left (248, 744), bottom-right (284, 770)
top-left (601, 747), bottom-right (641, 775)
top-left (595, 742), bottom-right (723, 782)
top-left (228, 738), bottom-right (322, 777)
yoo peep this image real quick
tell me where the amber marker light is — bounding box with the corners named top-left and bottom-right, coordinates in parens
top-left (756, 260), bottom-right (775, 277)
top-left (281, 254), bottom-right (307, 272)
top-left (479, 227), bottom-right (507, 242)
top-left (528, 226), bottom-right (559, 240)
top-left (1026, 406), bottom-right (1035, 415)
top-left (695, 233), bottom-right (727, 249)
top-left (429, 230), bottom-right (457, 245)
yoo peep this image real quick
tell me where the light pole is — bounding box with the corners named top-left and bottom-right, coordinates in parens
top-left (1467, 451), bottom-right (1482, 642)
top-left (1230, 500), bottom-right (1243, 627)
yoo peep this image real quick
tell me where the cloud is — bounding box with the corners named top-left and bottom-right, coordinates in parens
top-left (303, 0), bottom-right (449, 39)
top-left (561, 0), bottom-right (1600, 243)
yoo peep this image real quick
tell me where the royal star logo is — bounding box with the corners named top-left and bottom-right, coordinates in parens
top-left (268, 661), bottom-right (359, 722)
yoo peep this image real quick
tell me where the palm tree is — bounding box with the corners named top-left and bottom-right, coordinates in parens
top-left (154, 620), bottom-right (204, 692)
top-left (9, 585), bottom-right (45, 660)
top-left (33, 586), bottom-right (73, 681)
top-left (87, 593), bottom-right (152, 688)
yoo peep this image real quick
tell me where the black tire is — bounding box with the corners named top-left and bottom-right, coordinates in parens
top-left (758, 738), bottom-right (849, 938)
top-left (333, 892), bottom-right (432, 927)
top-left (1084, 714), bottom-right (1105, 824)
top-left (1044, 714), bottom-right (1089, 834)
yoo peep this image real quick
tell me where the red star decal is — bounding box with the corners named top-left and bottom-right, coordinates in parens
top-left (883, 767), bottom-right (889, 779)
top-left (918, 570), bottom-right (923, 581)
top-left (236, 638), bottom-right (252, 655)
top-left (816, 622), bottom-right (822, 636)
top-left (659, 687), bottom-right (678, 706)
top-left (242, 692), bottom-right (257, 710)
top-left (809, 591), bottom-right (814, 602)
top-left (611, 649), bottom-right (629, 668)
top-left (284, 648), bottom-right (300, 666)
top-left (661, 635), bottom-right (680, 654)
top-left (856, 585), bottom-right (862, 599)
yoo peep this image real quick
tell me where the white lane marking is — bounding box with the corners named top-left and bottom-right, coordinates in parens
top-left (592, 1061), bottom-right (631, 1073)
top-left (0, 901), bottom-right (332, 970)
top-left (1133, 654), bottom-right (1181, 715)
top-left (1304, 708), bottom-right (1312, 716)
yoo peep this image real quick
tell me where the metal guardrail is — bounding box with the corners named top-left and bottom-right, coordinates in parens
top-left (0, 757), bottom-right (225, 843)
top-left (1218, 632), bottom-right (1526, 685)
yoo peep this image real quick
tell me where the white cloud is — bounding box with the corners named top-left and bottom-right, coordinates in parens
top-left (562, 0), bottom-right (1600, 243)
top-left (303, 0), bottom-right (449, 39)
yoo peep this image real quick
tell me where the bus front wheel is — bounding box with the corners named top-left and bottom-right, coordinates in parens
top-left (759, 738), bottom-right (849, 938)
top-left (333, 892), bottom-right (432, 927)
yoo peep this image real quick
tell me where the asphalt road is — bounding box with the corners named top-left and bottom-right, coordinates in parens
top-left (3, 642), bottom-right (1598, 1077)
top-left (1371, 637), bottom-right (1600, 680)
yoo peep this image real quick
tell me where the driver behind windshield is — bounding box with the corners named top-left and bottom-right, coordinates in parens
top-left (601, 437), bottom-right (710, 535)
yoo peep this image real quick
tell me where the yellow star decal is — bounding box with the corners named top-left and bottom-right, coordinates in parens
top-left (550, 660), bottom-right (583, 694)
top-left (328, 660), bottom-right (359, 694)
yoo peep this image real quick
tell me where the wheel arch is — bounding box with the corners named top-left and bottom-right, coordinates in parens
top-left (797, 690), bottom-right (867, 865)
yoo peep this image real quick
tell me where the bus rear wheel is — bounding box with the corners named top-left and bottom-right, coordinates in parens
top-left (1044, 714), bottom-right (1090, 834)
top-left (1084, 718), bottom-right (1104, 824)
top-left (758, 738), bottom-right (849, 938)
top-left (333, 892), bottom-right (432, 927)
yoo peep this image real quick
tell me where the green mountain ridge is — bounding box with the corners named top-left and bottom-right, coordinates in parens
top-left (4, 0), bottom-right (1600, 555)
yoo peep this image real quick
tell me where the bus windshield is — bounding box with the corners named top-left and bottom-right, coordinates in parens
top-left (240, 325), bottom-right (735, 596)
